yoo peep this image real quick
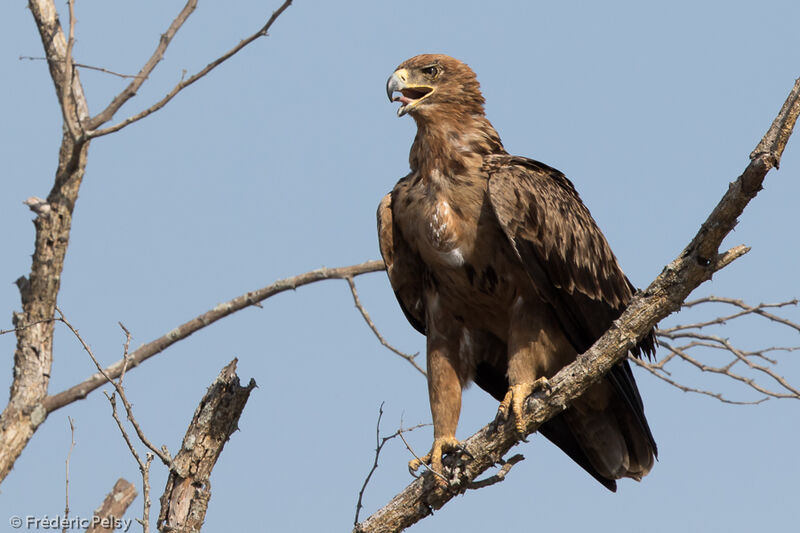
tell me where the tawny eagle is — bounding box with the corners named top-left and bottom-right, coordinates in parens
top-left (378, 54), bottom-right (656, 491)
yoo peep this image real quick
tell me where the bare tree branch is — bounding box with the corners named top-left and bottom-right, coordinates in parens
top-left (675, 296), bottom-right (800, 334)
top-left (105, 392), bottom-right (154, 533)
top-left (633, 297), bottom-right (800, 403)
top-left (20, 56), bottom-right (144, 80)
top-left (63, 417), bottom-right (76, 533)
top-left (86, 478), bottom-right (138, 533)
top-left (630, 357), bottom-right (768, 405)
top-left (0, 317), bottom-right (55, 336)
top-left (346, 277), bottom-right (425, 376)
top-left (157, 359), bottom-right (255, 532)
top-left (354, 77), bottom-right (800, 533)
top-left (0, 0), bottom-right (93, 485)
top-left (58, 311), bottom-right (165, 532)
top-left (86, 0), bottom-right (199, 131)
top-left (1, 0), bottom-right (297, 485)
top-left (43, 260), bottom-right (384, 413)
top-left (86, 0), bottom-right (293, 138)
top-left (56, 308), bottom-right (173, 466)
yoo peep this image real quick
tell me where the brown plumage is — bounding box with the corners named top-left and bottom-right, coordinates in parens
top-left (378, 54), bottom-right (657, 491)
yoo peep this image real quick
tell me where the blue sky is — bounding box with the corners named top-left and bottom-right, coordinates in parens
top-left (1, 1), bottom-right (798, 532)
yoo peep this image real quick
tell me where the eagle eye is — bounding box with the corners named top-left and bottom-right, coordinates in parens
top-left (421, 65), bottom-right (439, 78)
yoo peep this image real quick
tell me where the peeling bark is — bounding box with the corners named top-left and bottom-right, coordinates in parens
top-left (157, 360), bottom-right (255, 532)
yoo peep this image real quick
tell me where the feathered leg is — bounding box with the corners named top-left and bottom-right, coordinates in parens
top-left (409, 293), bottom-right (467, 486)
top-left (497, 296), bottom-right (572, 436)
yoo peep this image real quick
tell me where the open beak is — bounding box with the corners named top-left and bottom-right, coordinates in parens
top-left (386, 69), bottom-right (434, 117)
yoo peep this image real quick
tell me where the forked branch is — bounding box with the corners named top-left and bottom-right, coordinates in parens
top-left (632, 297), bottom-right (800, 404)
top-left (87, 0), bottom-right (294, 137)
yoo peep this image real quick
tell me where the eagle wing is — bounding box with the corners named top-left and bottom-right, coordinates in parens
top-left (485, 155), bottom-right (657, 459)
top-left (486, 155), bottom-right (655, 357)
top-left (377, 189), bottom-right (426, 334)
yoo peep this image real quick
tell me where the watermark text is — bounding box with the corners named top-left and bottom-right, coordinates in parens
top-left (9, 515), bottom-right (133, 531)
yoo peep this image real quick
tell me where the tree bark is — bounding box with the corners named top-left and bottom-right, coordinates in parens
top-left (157, 360), bottom-right (255, 532)
top-left (0, 0), bottom-right (91, 484)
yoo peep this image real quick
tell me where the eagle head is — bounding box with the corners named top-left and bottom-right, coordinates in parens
top-left (387, 54), bottom-right (485, 119)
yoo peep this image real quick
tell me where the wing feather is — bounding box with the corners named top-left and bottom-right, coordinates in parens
top-left (377, 190), bottom-right (426, 334)
top-left (486, 155), bottom-right (655, 357)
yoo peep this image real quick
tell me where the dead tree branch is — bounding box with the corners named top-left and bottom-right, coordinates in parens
top-left (21, 54), bottom-right (145, 79)
top-left (354, 77), bottom-right (800, 533)
top-left (63, 417), bottom-right (76, 533)
top-left (0, 0), bottom-right (93, 486)
top-left (44, 260), bottom-right (385, 414)
top-left (54, 59), bottom-right (141, 79)
top-left (631, 297), bottom-right (800, 404)
top-left (86, 478), bottom-right (138, 533)
top-left (672, 296), bottom-right (800, 334)
top-left (56, 308), bottom-right (173, 466)
top-left (105, 392), bottom-right (154, 533)
top-left (0, 0), bottom-right (293, 484)
top-left (157, 359), bottom-right (255, 532)
top-left (86, 0), bottom-right (200, 131)
top-left (86, 0), bottom-right (294, 138)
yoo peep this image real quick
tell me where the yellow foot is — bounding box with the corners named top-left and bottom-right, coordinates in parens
top-left (408, 436), bottom-right (465, 487)
top-left (496, 377), bottom-right (550, 437)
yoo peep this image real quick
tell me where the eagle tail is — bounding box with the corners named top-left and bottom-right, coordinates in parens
top-left (538, 416), bottom-right (618, 492)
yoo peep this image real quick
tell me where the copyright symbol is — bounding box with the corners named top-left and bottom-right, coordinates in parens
top-left (9, 515), bottom-right (22, 528)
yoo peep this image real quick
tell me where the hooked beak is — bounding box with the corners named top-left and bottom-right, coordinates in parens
top-left (386, 69), bottom-right (434, 117)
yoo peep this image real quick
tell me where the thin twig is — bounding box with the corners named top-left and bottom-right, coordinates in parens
top-left (21, 51), bottom-right (169, 79)
top-left (630, 357), bottom-right (767, 405)
top-left (63, 417), bottom-right (76, 533)
top-left (663, 297), bottom-right (800, 334)
top-left (74, 62), bottom-right (141, 79)
top-left (0, 317), bottom-right (55, 335)
top-left (44, 260), bottom-right (386, 414)
top-left (87, 0), bottom-right (293, 137)
top-left (646, 296), bottom-right (800, 403)
top-left (396, 425), bottom-right (448, 486)
top-left (55, 308), bottom-right (172, 466)
top-left (354, 403), bottom-right (428, 526)
top-left (660, 340), bottom-right (798, 400)
top-left (118, 322), bottom-right (132, 385)
top-left (104, 392), bottom-right (152, 533)
top-left (346, 277), bottom-right (425, 376)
